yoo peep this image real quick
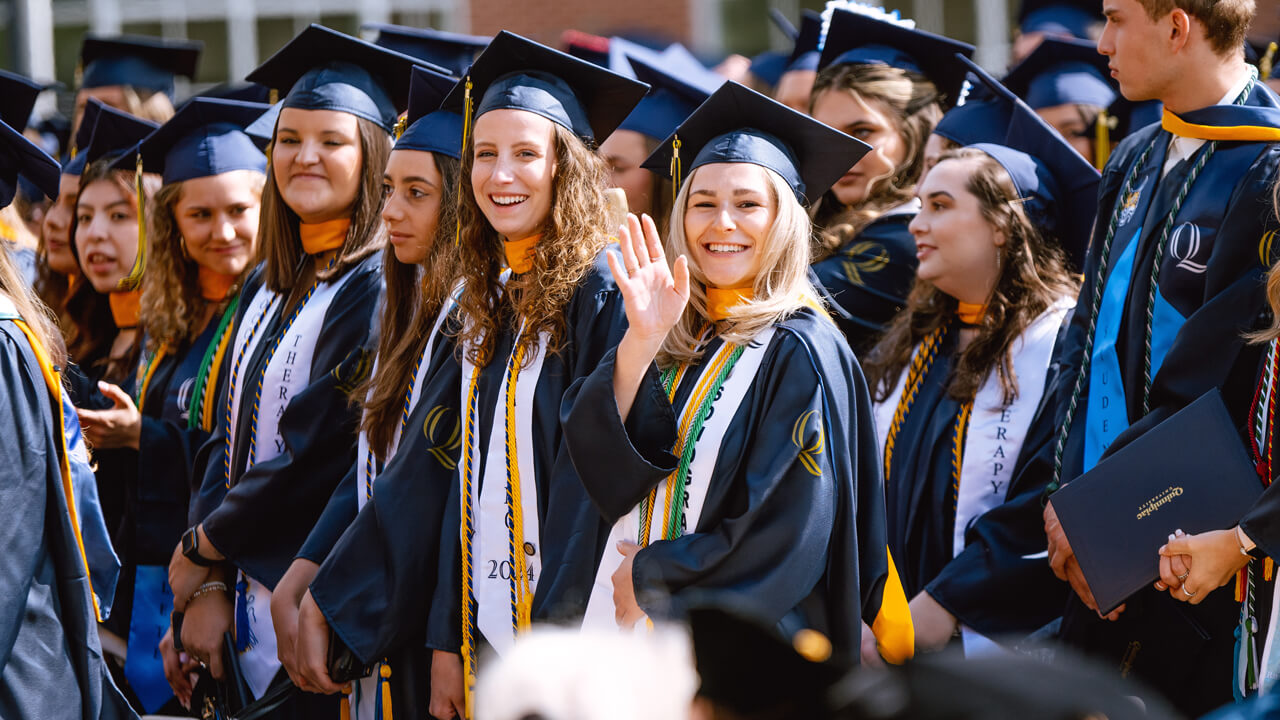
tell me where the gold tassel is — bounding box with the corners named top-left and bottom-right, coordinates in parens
top-left (269, 87), bottom-right (279, 105)
top-left (1094, 110), bottom-right (1112, 171)
top-left (340, 690), bottom-right (351, 720)
top-left (380, 664), bottom-right (393, 720)
top-left (1263, 42), bottom-right (1278, 82)
top-left (455, 77), bottom-right (473, 247)
top-left (393, 115), bottom-right (408, 141)
top-left (669, 135), bottom-right (682, 207)
top-left (118, 153), bottom-right (147, 291)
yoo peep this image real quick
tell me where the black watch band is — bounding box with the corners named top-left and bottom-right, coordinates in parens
top-left (182, 527), bottom-right (216, 567)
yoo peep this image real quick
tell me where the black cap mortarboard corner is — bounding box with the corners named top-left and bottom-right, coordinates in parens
top-left (123, 97), bottom-right (269, 186)
top-left (1017, 0), bottom-right (1102, 39)
top-left (619, 52), bottom-right (724, 142)
top-left (786, 10), bottom-right (824, 73)
top-left (749, 51), bottom-right (789, 89)
top-left (932, 92), bottom-right (1013, 148)
top-left (1002, 36), bottom-right (1115, 110)
top-left (642, 81), bottom-right (871, 206)
top-left (74, 98), bottom-right (160, 169)
top-left (79, 35), bottom-right (202, 98)
top-left (397, 66), bottom-right (465, 160)
top-left (1, 120), bottom-right (60, 208)
top-left (688, 604), bottom-right (847, 719)
top-left (0, 70), bottom-right (53, 134)
top-left (818, 8), bottom-right (975, 108)
top-left (442, 31), bottom-right (649, 146)
top-left (363, 23), bottom-right (489, 78)
top-left (246, 24), bottom-right (444, 134)
top-left (956, 54), bottom-right (1099, 269)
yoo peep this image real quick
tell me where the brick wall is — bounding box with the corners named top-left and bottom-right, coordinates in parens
top-left (468, 0), bottom-right (693, 48)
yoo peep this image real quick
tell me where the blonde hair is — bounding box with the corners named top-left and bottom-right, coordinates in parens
top-left (119, 86), bottom-right (176, 125)
top-left (657, 164), bottom-right (817, 368)
top-left (140, 172), bottom-right (266, 352)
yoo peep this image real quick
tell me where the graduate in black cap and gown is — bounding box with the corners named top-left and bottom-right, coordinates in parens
top-left (564, 80), bottom-right (913, 667)
top-left (275, 65), bottom-right (467, 720)
top-left (1013, 0), bottom-right (1103, 63)
top-left (956, 1), bottom-right (1280, 710)
top-left (773, 10), bottom-right (823, 113)
top-left (0, 69), bottom-right (52, 285)
top-left (1002, 36), bottom-right (1118, 168)
top-left (168, 26), bottom-right (429, 714)
top-left (864, 58), bottom-right (1097, 655)
top-left (75, 97), bottom-right (268, 713)
top-left (808, 7), bottom-right (973, 354)
top-left (295, 31), bottom-right (647, 719)
top-left (0, 116), bottom-right (137, 720)
top-left (73, 35), bottom-right (201, 135)
top-left (363, 23), bottom-right (490, 77)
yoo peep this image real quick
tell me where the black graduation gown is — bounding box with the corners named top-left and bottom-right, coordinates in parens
top-left (811, 212), bottom-right (918, 355)
top-left (934, 82), bottom-right (1280, 714)
top-left (0, 315), bottom-right (136, 720)
top-left (562, 307), bottom-right (899, 661)
top-left (311, 249), bottom-right (628, 672)
top-left (190, 253), bottom-right (381, 591)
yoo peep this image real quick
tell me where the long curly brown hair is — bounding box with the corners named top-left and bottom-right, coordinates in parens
top-left (863, 149), bottom-right (1079, 405)
top-left (259, 116), bottom-right (391, 301)
top-left (454, 122), bottom-right (611, 368)
top-left (65, 158), bottom-right (161, 382)
top-left (809, 63), bottom-right (942, 258)
top-left (358, 152), bottom-right (462, 461)
top-left (139, 173), bottom-right (266, 353)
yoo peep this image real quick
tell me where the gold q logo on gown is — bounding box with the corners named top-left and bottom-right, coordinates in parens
top-left (792, 410), bottom-right (825, 477)
top-left (841, 241), bottom-right (889, 286)
top-left (424, 405), bottom-right (462, 469)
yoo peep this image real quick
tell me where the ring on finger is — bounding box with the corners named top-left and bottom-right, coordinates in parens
top-left (1177, 570), bottom-right (1190, 581)
top-left (1182, 586), bottom-right (1197, 598)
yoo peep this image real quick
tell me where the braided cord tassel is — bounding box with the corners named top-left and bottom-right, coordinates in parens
top-left (224, 297), bottom-right (274, 488)
top-left (951, 401), bottom-right (973, 511)
top-left (459, 365), bottom-right (481, 720)
top-left (502, 325), bottom-right (533, 634)
top-left (884, 326), bottom-right (947, 484)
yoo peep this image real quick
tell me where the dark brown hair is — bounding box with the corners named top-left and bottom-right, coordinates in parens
top-left (259, 116), bottom-right (391, 299)
top-left (358, 151), bottom-right (462, 461)
top-left (453, 121), bottom-right (611, 369)
top-left (1136, 0), bottom-right (1254, 56)
top-left (863, 149), bottom-right (1079, 405)
top-left (809, 62), bottom-right (942, 257)
top-left (65, 158), bottom-right (159, 381)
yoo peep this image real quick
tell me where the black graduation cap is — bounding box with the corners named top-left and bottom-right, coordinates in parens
top-left (642, 81), bottom-right (871, 206)
top-left (193, 81), bottom-right (273, 105)
top-left (749, 50), bottom-right (789, 88)
top-left (79, 34), bottom-right (202, 98)
top-left (786, 10), bottom-right (824, 73)
top-left (932, 95), bottom-right (1012, 147)
top-left (1106, 95), bottom-right (1162, 142)
top-left (246, 24), bottom-right (444, 134)
top-left (818, 8), bottom-right (976, 108)
top-left (124, 97), bottom-right (268, 185)
top-left (0, 120), bottom-right (60, 207)
top-left (397, 66), bottom-right (465, 159)
top-left (618, 51), bottom-right (723, 142)
top-left (688, 604), bottom-right (848, 719)
top-left (0, 70), bottom-right (54, 133)
top-left (363, 23), bottom-right (489, 78)
top-left (957, 54), bottom-right (1098, 268)
top-left (1017, 0), bottom-right (1102, 38)
top-left (69, 98), bottom-right (159, 172)
top-left (1002, 36), bottom-right (1115, 110)
top-left (441, 31), bottom-right (649, 146)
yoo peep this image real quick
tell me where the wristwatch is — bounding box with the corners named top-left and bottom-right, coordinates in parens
top-left (181, 527), bottom-right (217, 567)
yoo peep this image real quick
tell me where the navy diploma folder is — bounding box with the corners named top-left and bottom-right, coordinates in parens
top-left (1051, 389), bottom-right (1262, 613)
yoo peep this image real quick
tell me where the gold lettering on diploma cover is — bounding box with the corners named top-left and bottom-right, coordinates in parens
top-left (1135, 486), bottom-right (1184, 519)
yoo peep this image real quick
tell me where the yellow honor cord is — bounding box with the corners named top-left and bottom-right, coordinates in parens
top-left (136, 343), bottom-right (169, 415)
top-left (14, 319), bottom-right (102, 622)
top-left (460, 366), bottom-right (481, 720)
top-left (504, 335), bottom-right (534, 633)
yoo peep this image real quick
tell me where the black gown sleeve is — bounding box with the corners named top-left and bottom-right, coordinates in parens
top-left (295, 465), bottom-right (358, 565)
top-left (200, 265), bottom-right (381, 589)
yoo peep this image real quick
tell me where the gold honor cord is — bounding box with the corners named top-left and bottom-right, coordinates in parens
top-left (459, 366), bottom-right (481, 720)
top-left (883, 325), bottom-right (947, 484)
top-left (136, 343), bottom-right (170, 415)
top-left (950, 400), bottom-right (973, 511)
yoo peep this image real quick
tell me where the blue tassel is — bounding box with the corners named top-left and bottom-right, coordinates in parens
top-left (234, 575), bottom-right (257, 652)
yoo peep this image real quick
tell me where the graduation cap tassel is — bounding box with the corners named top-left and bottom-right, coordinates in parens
top-left (670, 136), bottom-right (682, 208)
top-left (378, 663), bottom-right (393, 720)
top-left (1094, 110), bottom-right (1112, 171)
top-left (393, 115), bottom-right (408, 141)
top-left (456, 78), bottom-right (473, 247)
top-left (1263, 42), bottom-right (1278, 82)
top-left (118, 153), bottom-right (147, 292)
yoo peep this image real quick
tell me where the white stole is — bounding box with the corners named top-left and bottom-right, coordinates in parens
top-left (582, 328), bottom-right (777, 629)
top-left (460, 324), bottom-right (549, 656)
top-left (872, 297), bottom-right (1072, 653)
top-left (232, 272), bottom-right (355, 699)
